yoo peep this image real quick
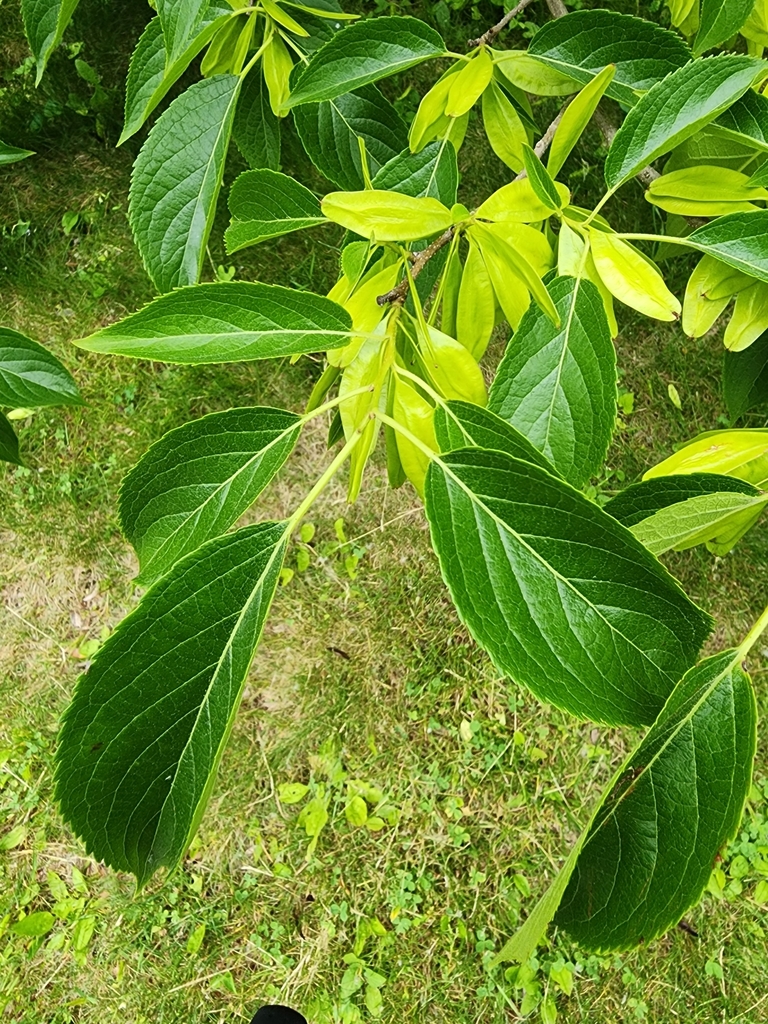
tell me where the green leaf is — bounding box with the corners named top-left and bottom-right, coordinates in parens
top-left (424, 448), bottom-right (712, 727)
top-left (488, 276), bottom-right (616, 487)
top-left (521, 144), bottom-right (562, 212)
top-left (287, 16), bottom-right (445, 108)
top-left (0, 139), bottom-right (34, 166)
top-left (694, 0), bottom-right (755, 56)
top-left (372, 139), bottom-right (458, 206)
top-left (233, 70), bottom-right (281, 170)
top-left (0, 328), bottom-right (81, 409)
top-left (555, 648), bottom-right (756, 951)
top-left (0, 412), bottom-right (21, 466)
top-left (711, 89), bottom-right (768, 154)
top-left (528, 10), bottom-right (691, 108)
top-left (724, 330), bottom-right (768, 418)
top-left (688, 211), bottom-right (768, 284)
top-left (294, 85), bottom-right (408, 192)
top-left (120, 406), bottom-right (302, 585)
top-left (129, 74), bottom-right (241, 293)
top-left (74, 282), bottom-right (353, 364)
top-left (628, 490), bottom-right (768, 555)
top-left (9, 911), bottom-right (55, 937)
top-left (55, 521), bottom-right (288, 885)
top-left (604, 56), bottom-right (763, 190)
top-left (481, 79), bottom-right (528, 173)
top-left (433, 400), bottom-right (558, 475)
top-left (604, 473), bottom-right (759, 528)
top-left (157, 0), bottom-right (217, 65)
top-left (21, 0), bottom-right (81, 84)
top-left (225, 169), bottom-right (324, 254)
top-left (119, 13), bottom-right (230, 146)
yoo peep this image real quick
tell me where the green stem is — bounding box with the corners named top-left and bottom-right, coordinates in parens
top-left (376, 409), bottom-right (437, 462)
top-left (738, 603), bottom-right (768, 659)
top-left (392, 365), bottom-right (447, 409)
top-left (616, 232), bottom-right (690, 246)
top-left (240, 19), bottom-right (272, 78)
top-left (287, 420), bottom-right (368, 531)
top-left (301, 385), bottom-right (375, 423)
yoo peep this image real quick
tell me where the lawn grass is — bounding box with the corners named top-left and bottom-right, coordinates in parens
top-left (2, 2), bottom-right (768, 1022)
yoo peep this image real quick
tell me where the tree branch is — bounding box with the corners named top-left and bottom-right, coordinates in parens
top-left (467, 0), bottom-right (538, 49)
top-left (545, 0), bottom-right (568, 16)
top-left (376, 228), bottom-right (456, 306)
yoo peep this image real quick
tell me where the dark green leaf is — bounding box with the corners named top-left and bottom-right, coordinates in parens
top-left (74, 282), bottom-right (353, 364)
top-left (120, 407), bottom-right (302, 585)
top-left (0, 328), bottom-right (81, 409)
top-left (555, 649), bottom-right (756, 951)
top-left (688, 211), bottom-right (768, 283)
top-left (694, 0), bottom-right (755, 56)
top-left (424, 448), bottom-right (712, 726)
top-left (55, 521), bottom-right (288, 885)
top-left (129, 74), bottom-right (241, 293)
top-left (233, 70), bottom-right (281, 170)
top-left (711, 89), bottom-right (768, 154)
top-left (156, 0), bottom-right (222, 64)
top-left (521, 144), bottom-right (562, 211)
top-left (287, 17), bottom-right (445, 108)
top-left (293, 84), bottom-right (407, 191)
top-left (225, 169), bottom-right (324, 254)
top-left (0, 411), bottom-right (21, 466)
top-left (21, 0), bottom-right (81, 84)
top-left (528, 10), bottom-right (691, 108)
top-left (604, 56), bottom-right (762, 190)
top-left (488, 276), bottom-right (616, 487)
top-left (724, 329), bottom-right (768, 418)
top-left (372, 139), bottom-right (459, 205)
top-left (605, 473), bottom-right (758, 528)
top-left (119, 12), bottom-right (230, 146)
top-left (433, 400), bottom-right (557, 474)
top-left (0, 139), bottom-right (34, 166)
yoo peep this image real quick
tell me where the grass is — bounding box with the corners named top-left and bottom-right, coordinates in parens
top-left (2, 2), bottom-right (768, 1022)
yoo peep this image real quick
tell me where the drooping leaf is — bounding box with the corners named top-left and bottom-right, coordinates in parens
top-left (21, 0), bottom-right (81, 84)
top-left (433, 400), bottom-right (557, 474)
top-left (555, 648), bottom-right (756, 951)
top-left (724, 329), bottom-right (768, 418)
top-left (0, 411), bottom-right (21, 466)
top-left (694, 0), bottom-right (755, 56)
top-left (119, 12), bottom-right (231, 146)
top-left (55, 521), bottom-right (288, 885)
top-left (424, 448), bottom-right (712, 726)
top-left (488, 276), bottom-right (617, 487)
top-left (156, 0), bottom-right (218, 65)
top-left (0, 139), bottom-right (34, 166)
top-left (225, 170), bottom-right (325, 254)
top-left (129, 74), bottom-right (241, 293)
top-left (604, 56), bottom-right (762, 190)
top-left (605, 472), bottom-right (759, 528)
top-left (293, 85), bottom-right (407, 192)
top-left (687, 211), bottom-right (768, 283)
top-left (527, 10), bottom-right (692, 107)
top-left (372, 139), bottom-right (459, 205)
top-left (75, 283), bottom-right (353, 364)
top-left (287, 17), bottom-right (445, 107)
top-left (232, 70), bottom-right (281, 170)
top-left (0, 328), bottom-right (81, 409)
top-left (481, 78), bottom-right (528, 173)
top-left (120, 407), bottom-right (302, 585)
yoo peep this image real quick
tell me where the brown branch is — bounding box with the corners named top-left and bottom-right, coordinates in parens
top-left (545, 0), bottom-right (568, 16)
top-left (376, 227), bottom-right (456, 306)
top-left (467, 0), bottom-right (538, 48)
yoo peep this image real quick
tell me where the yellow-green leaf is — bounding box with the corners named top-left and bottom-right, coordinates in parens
top-left (457, 239), bottom-right (496, 359)
top-left (445, 49), bottom-right (493, 117)
top-left (321, 190), bottom-right (453, 242)
top-left (477, 177), bottom-right (570, 224)
top-left (481, 79), bottom-right (528, 172)
top-left (417, 323), bottom-right (487, 405)
top-left (724, 282), bottom-right (768, 352)
top-left (644, 429), bottom-right (768, 487)
top-left (263, 30), bottom-right (293, 117)
top-left (548, 64), bottom-right (616, 178)
top-left (589, 229), bottom-right (681, 321)
top-left (391, 373), bottom-right (437, 495)
top-left (492, 50), bottom-right (577, 97)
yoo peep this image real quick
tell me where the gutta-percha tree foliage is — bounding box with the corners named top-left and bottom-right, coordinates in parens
top-left (20, 0), bottom-right (768, 962)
